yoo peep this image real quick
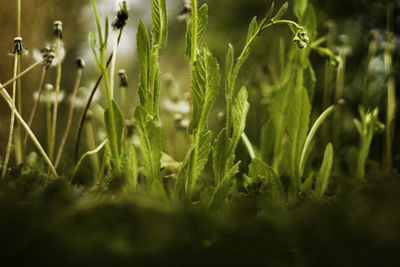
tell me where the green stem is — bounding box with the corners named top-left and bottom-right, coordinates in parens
top-left (71, 139), bottom-right (107, 183)
top-left (1, 59), bottom-right (43, 88)
top-left (299, 104), bottom-right (336, 179)
top-left (2, 53), bottom-right (18, 178)
top-left (191, 0), bottom-right (198, 64)
top-left (23, 66), bottom-right (47, 149)
top-left (241, 133), bottom-right (255, 159)
top-left (55, 69), bottom-right (82, 168)
top-left (0, 85), bottom-right (57, 178)
top-left (49, 37), bottom-right (62, 162)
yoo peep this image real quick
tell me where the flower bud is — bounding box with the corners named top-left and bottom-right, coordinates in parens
top-left (41, 47), bottom-right (55, 69)
top-left (76, 57), bottom-right (85, 69)
top-left (118, 69), bottom-right (128, 87)
top-left (13, 37), bottom-right (23, 55)
top-left (53, 21), bottom-right (63, 38)
top-left (112, 1), bottom-right (129, 30)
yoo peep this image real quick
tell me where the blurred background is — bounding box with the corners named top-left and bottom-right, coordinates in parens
top-left (0, 0), bottom-right (399, 174)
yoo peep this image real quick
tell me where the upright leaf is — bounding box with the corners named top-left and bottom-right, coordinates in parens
top-left (186, 4), bottom-right (209, 60)
top-left (231, 87), bottom-right (250, 149)
top-left (248, 158), bottom-right (286, 210)
top-left (151, 0), bottom-right (168, 49)
top-left (294, 0), bottom-right (308, 19)
top-left (175, 131), bottom-right (213, 200)
top-left (287, 87), bottom-right (311, 185)
top-left (212, 129), bottom-right (232, 186)
top-left (210, 162), bottom-right (240, 210)
top-left (133, 106), bottom-right (162, 189)
top-left (188, 46), bottom-right (220, 134)
top-left (246, 17), bottom-right (258, 43)
top-left (104, 100), bottom-right (124, 157)
top-left (315, 143), bottom-right (333, 198)
top-left (225, 44), bottom-right (234, 93)
top-left (271, 2), bottom-right (288, 22)
top-left (137, 20), bottom-right (150, 106)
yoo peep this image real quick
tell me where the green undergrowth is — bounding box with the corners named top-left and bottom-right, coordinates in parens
top-left (0, 169), bottom-right (399, 266)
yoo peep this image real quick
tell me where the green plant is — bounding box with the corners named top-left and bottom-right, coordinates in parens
top-left (349, 107), bottom-right (384, 180)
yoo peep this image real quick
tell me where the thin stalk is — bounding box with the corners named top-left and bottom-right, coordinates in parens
top-left (17, 0), bottom-right (21, 36)
top-left (16, 0), bottom-right (23, 163)
top-left (333, 50), bottom-right (346, 151)
top-left (2, 53), bottom-right (19, 178)
top-left (49, 37), bottom-right (62, 162)
top-left (1, 59), bottom-right (43, 88)
top-left (110, 36), bottom-right (119, 99)
top-left (362, 31), bottom-right (377, 107)
top-left (384, 1), bottom-right (395, 170)
top-left (23, 66), bottom-right (47, 149)
top-left (71, 139), bottom-right (107, 183)
top-left (241, 133), bottom-right (255, 159)
top-left (86, 119), bottom-right (100, 179)
top-left (299, 104), bottom-right (336, 178)
top-left (74, 29), bottom-right (122, 163)
top-left (54, 68), bottom-right (82, 168)
top-left (322, 21), bottom-right (336, 146)
top-left (0, 85), bottom-right (57, 177)
top-left (46, 97), bottom-right (52, 156)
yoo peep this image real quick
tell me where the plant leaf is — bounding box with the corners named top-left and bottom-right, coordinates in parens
top-left (104, 100), bottom-right (124, 157)
top-left (232, 87), bottom-right (250, 149)
top-left (185, 4), bottom-right (209, 60)
top-left (210, 161), bottom-right (240, 210)
top-left (125, 143), bottom-right (138, 193)
top-left (137, 20), bottom-right (151, 106)
top-left (315, 143), bottom-right (333, 198)
top-left (248, 158), bottom-right (286, 210)
top-left (151, 0), bottom-right (168, 49)
top-left (175, 131), bottom-right (213, 200)
top-left (213, 128), bottom-right (232, 186)
top-left (271, 2), bottom-right (288, 22)
top-left (188, 45), bottom-right (220, 135)
top-left (246, 17), bottom-right (258, 43)
top-left (225, 44), bottom-right (234, 93)
top-left (133, 106), bottom-right (162, 190)
top-left (287, 87), bottom-right (311, 183)
top-left (294, 0), bottom-right (308, 19)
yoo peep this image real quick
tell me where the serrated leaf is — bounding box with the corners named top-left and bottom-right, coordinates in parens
top-left (199, 186), bottom-right (216, 208)
top-left (271, 2), bottom-right (288, 22)
top-left (248, 158), bottom-right (286, 210)
top-left (175, 131), bottom-right (213, 200)
top-left (188, 46), bottom-right (220, 134)
top-left (133, 106), bottom-right (162, 190)
top-left (232, 87), bottom-right (250, 149)
top-left (104, 100), bottom-right (124, 157)
top-left (151, 0), bottom-right (168, 49)
top-left (315, 143), bottom-right (333, 198)
top-left (287, 87), bottom-right (311, 183)
top-left (210, 162), bottom-right (240, 210)
top-left (225, 44), bottom-right (234, 92)
top-left (213, 128), bottom-right (232, 186)
top-left (186, 4), bottom-right (209, 60)
top-left (137, 20), bottom-right (150, 106)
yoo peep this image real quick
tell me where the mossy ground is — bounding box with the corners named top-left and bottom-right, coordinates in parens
top-left (0, 167), bottom-right (399, 266)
